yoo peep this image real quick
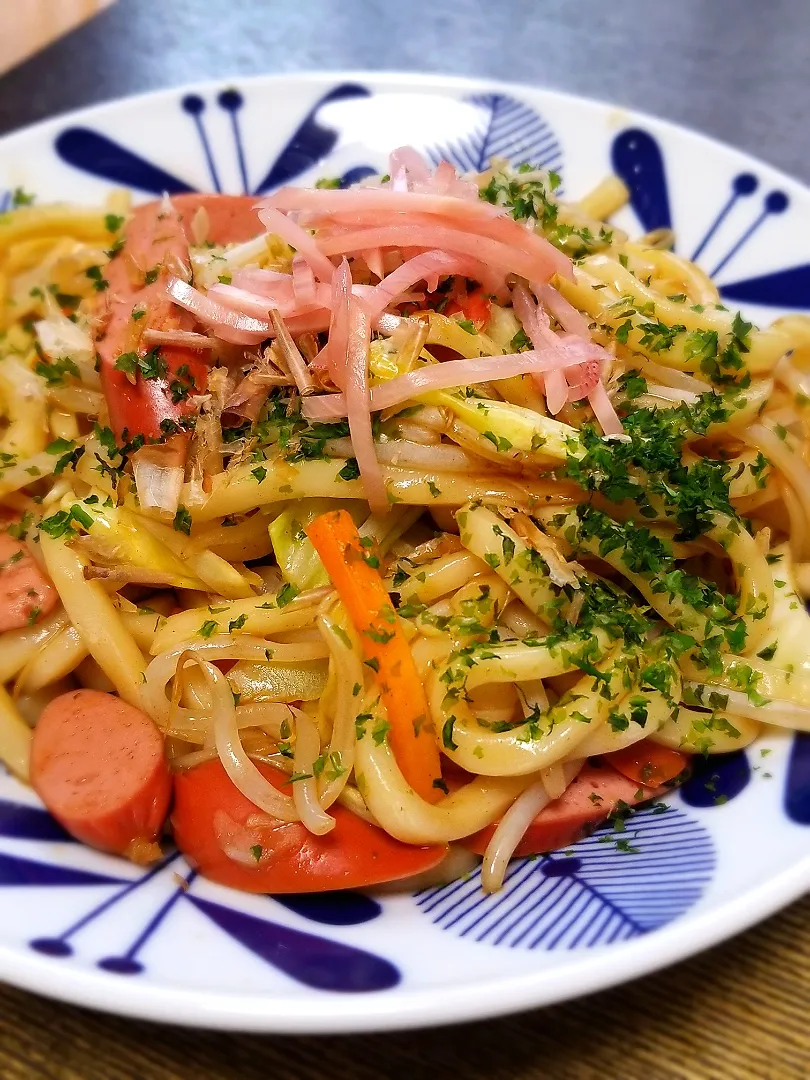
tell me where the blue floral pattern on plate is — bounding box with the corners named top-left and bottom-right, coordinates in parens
top-left (786, 734), bottom-right (810, 824)
top-left (55, 83), bottom-right (375, 195)
top-left (0, 76), bottom-right (806, 1028)
top-left (54, 85), bottom-right (562, 199)
top-left (611, 128), bottom-right (805, 308)
top-left (18, 80), bottom-right (810, 977)
top-left (0, 797), bottom-right (394, 991)
top-left (0, 785), bottom-right (718, 974)
top-left (428, 93), bottom-right (562, 176)
top-left (417, 806), bottom-right (713, 948)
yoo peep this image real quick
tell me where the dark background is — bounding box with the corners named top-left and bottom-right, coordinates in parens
top-left (0, 2), bottom-right (808, 1077)
top-left (1, 0), bottom-right (809, 182)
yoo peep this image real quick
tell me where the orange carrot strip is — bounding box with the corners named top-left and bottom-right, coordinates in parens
top-left (603, 740), bottom-right (690, 788)
top-left (306, 509), bottom-right (442, 803)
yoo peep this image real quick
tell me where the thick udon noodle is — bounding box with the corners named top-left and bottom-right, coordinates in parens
top-left (1, 161), bottom-right (810, 892)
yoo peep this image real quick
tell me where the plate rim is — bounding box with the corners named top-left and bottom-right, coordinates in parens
top-left (0, 852), bottom-right (807, 1033)
top-left (0, 68), bottom-right (808, 1033)
top-left (3, 67), bottom-right (810, 197)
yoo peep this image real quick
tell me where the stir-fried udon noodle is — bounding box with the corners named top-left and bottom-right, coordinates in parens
top-left (0, 148), bottom-right (809, 895)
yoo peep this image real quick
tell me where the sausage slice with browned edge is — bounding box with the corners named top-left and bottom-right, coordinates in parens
top-left (31, 689), bottom-right (171, 857)
top-left (463, 761), bottom-right (664, 857)
top-left (96, 194), bottom-right (263, 442)
top-left (0, 532), bottom-right (57, 632)
top-left (172, 758), bottom-right (448, 893)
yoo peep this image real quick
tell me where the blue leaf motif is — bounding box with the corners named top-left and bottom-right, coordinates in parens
top-left (679, 749), bottom-right (751, 808)
top-left (785, 732), bottom-right (810, 824)
top-left (719, 263), bottom-right (810, 310)
top-left (187, 895), bottom-right (399, 992)
top-left (254, 83), bottom-right (371, 194)
top-left (0, 851), bottom-right (125, 888)
top-left (339, 166), bottom-right (378, 188)
top-left (429, 94), bottom-right (562, 175)
top-left (274, 891), bottom-right (382, 926)
top-left (611, 128), bottom-right (672, 233)
top-left (0, 799), bottom-right (73, 842)
top-left (417, 806), bottom-right (713, 949)
top-left (55, 128), bottom-right (195, 195)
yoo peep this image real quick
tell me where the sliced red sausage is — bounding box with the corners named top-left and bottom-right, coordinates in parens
top-left (31, 689), bottom-right (171, 857)
top-left (172, 759), bottom-right (448, 894)
top-left (96, 194), bottom-right (263, 441)
top-left (97, 201), bottom-right (198, 441)
top-left (0, 533), bottom-right (57, 632)
top-left (463, 762), bottom-right (663, 857)
top-left (172, 193), bottom-right (263, 246)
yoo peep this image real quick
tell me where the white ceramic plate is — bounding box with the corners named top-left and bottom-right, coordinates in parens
top-left (0, 72), bottom-right (808, 1034)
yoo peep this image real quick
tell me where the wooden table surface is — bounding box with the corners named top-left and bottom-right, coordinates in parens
top-left (0, 893), bottom-right (805, 1080)
top-left (0, 2), bottom-right (809, 1077)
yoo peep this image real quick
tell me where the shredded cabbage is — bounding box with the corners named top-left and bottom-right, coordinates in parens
top-left (269, 499), bottom-right (365, 590)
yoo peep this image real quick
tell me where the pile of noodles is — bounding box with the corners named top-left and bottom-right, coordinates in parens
top-left (0, 149), bottom-right (809, 891)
